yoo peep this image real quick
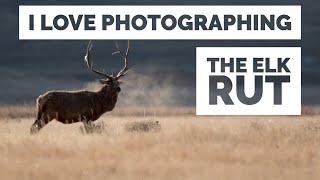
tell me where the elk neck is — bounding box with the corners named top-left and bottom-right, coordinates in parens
top-left (95, 85), bottom-right (119, 111)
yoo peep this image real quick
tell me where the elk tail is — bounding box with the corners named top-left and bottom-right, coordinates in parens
top-left (36, 95), bottom-right (45, 120)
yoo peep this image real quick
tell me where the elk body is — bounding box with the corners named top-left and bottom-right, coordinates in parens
top-left (30, 41), bottom-right (130, 134)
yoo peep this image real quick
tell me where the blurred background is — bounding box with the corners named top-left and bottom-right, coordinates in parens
top-left (0, 0), bottom-right (317, 107)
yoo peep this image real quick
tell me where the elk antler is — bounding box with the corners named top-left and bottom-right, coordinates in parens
top-left (84, 40), bottom-right (113, 79)
top-left (113, 40), bottom-right (130, 79)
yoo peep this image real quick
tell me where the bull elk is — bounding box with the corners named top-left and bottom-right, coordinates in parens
top-left (30, 41), bottom-right (130, 134)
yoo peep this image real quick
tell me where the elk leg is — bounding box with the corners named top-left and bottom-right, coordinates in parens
top-left (83, 119), bottom-right (94, 134)
top-left (30, 114), bottom-right (51, 134)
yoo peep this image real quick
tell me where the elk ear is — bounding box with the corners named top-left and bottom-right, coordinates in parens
top-left (99, 79), bottom-right (109, 84)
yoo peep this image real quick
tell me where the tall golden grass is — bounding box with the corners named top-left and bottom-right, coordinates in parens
top-left (0, 105), bottom-right (195, 119)
top-left (0, 105), bottom-right (319, 179)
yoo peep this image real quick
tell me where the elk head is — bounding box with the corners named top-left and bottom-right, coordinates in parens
top-left (84, 40), bottom-right (130, 93)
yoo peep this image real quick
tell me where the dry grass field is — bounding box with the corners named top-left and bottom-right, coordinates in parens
top-left (0, 105), bottom-right (319, 180)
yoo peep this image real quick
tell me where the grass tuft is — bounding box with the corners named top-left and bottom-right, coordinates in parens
top-left (125, 120), bottom-right (161, 133)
